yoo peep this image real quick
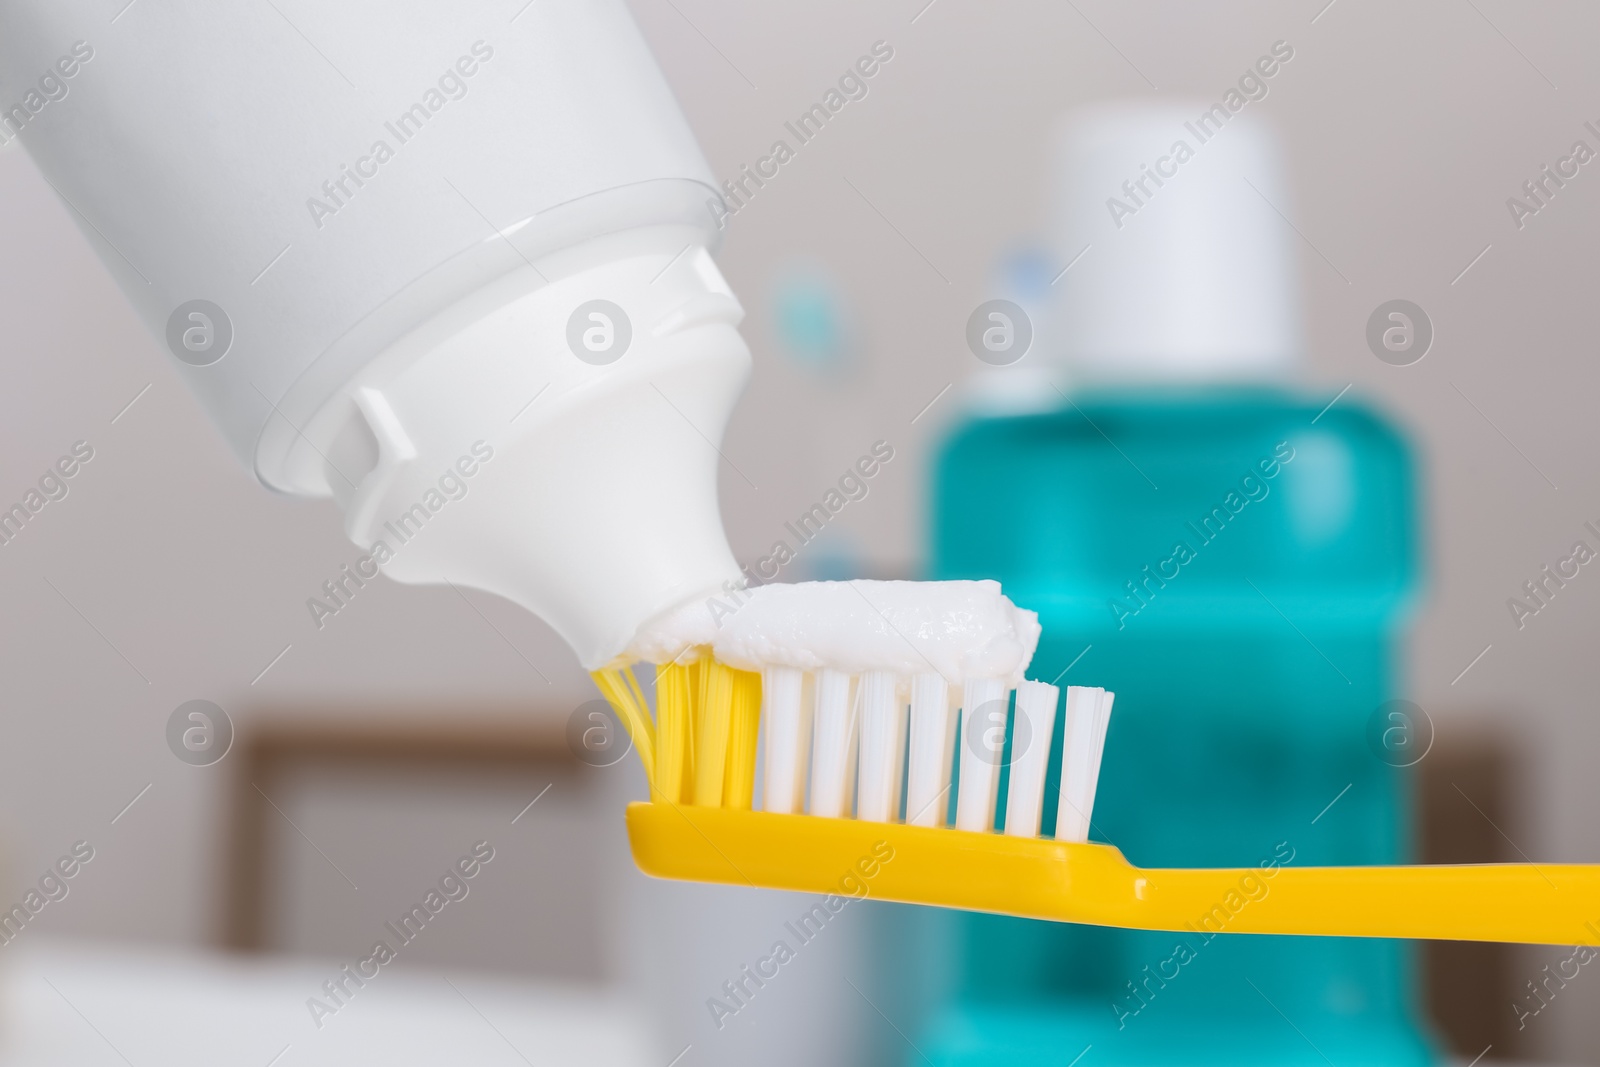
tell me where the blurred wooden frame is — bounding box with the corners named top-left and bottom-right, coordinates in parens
top-left (1417, 726), bottom-right (1526, 1061)
top-left (221, 713), bottom-right (578, 952)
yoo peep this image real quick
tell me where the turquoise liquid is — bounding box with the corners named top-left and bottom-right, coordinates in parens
top-left (917, 387), bottom-right (1433, 1066)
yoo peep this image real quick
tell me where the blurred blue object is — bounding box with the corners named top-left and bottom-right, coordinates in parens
top-left (921, 386), bottom-right (1433, 1066)
top-left (796, 528), bottom-right (864, 583)
top-left (769, 259), bottom-right (852, 373)
top-left (999, 246), bottom-right (1055, 306)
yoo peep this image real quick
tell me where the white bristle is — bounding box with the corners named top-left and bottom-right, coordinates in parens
top-left (808, 668), bottom-right (857, 818)
top-left (954, 677), bottom-right (1009, 832)
top-left (904, 672), bottom-right (953, 827)
top-left (1082, 690), bottom-right (1113, 831)
top-left (1056, 686), bottom-right (1113, 842)
top-left (890, 687), bottom-right (910, 815)
top-left (855, 671), bottom-right (905, 822)
top-left (1004, 680), bottom-right (1060, 838)
top-left (760, 666), bottom-right (808, 814)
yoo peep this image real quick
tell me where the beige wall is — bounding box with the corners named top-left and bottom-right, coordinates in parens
top-left (2, 0), bottom-right (1599, 1061)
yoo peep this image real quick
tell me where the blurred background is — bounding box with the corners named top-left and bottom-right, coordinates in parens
top-left (1, 0), bottom-right (1597, 1064)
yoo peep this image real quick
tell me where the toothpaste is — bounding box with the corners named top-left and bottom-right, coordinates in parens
top-left (621, 579), bottom-right (1041, 686)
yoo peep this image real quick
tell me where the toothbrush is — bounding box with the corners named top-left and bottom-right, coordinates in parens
top-left (593, 585), bottom-right (1600, 946)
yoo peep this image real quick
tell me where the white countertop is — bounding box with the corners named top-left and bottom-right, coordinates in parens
top-left (0, 939), bottom-right (655, 1066)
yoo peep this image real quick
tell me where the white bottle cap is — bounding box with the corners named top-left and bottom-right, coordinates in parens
top-left (1051, 100), bottom-right (1301, 382)
top-left (284, 225), bottom-right (749, 670)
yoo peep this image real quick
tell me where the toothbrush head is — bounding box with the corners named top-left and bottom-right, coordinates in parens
top-left (593, 579), bottom-right (1100, 832)
top-left (589, 579), bottom-right (1120, 923)
top-left (592, 653), bottom-right (1126, 926)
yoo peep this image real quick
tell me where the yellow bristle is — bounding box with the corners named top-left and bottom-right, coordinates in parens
top-left (591, 668), bottom-right (657, 789)
top-left (683, 655), bottom-right (699, 782)
top-left (653, 659), bottom-right (694, 804)
top-left (622, 668), bottom-right (651, 727)
top-left (592, 654), bottom-right (759, 811)
top-left (722, 668), bottom-right (763, 810)
top-left (693, 657), bottom-right (736, 805)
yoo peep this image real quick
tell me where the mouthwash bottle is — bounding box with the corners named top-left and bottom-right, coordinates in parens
top-left (917, 103), bottom-right (1432, 1066)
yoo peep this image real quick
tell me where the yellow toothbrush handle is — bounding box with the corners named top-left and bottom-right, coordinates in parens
top-left (626, 803), bottom-right (1600, 945)
top-left (1139, 862), bottom-right (1600, 944)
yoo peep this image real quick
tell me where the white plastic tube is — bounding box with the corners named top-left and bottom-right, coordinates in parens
top-left (0, 0), bottom-right (746, 667)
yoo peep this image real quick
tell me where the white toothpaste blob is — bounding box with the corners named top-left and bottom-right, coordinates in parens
top-left (621, 579), bottom-right (1041, 686)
